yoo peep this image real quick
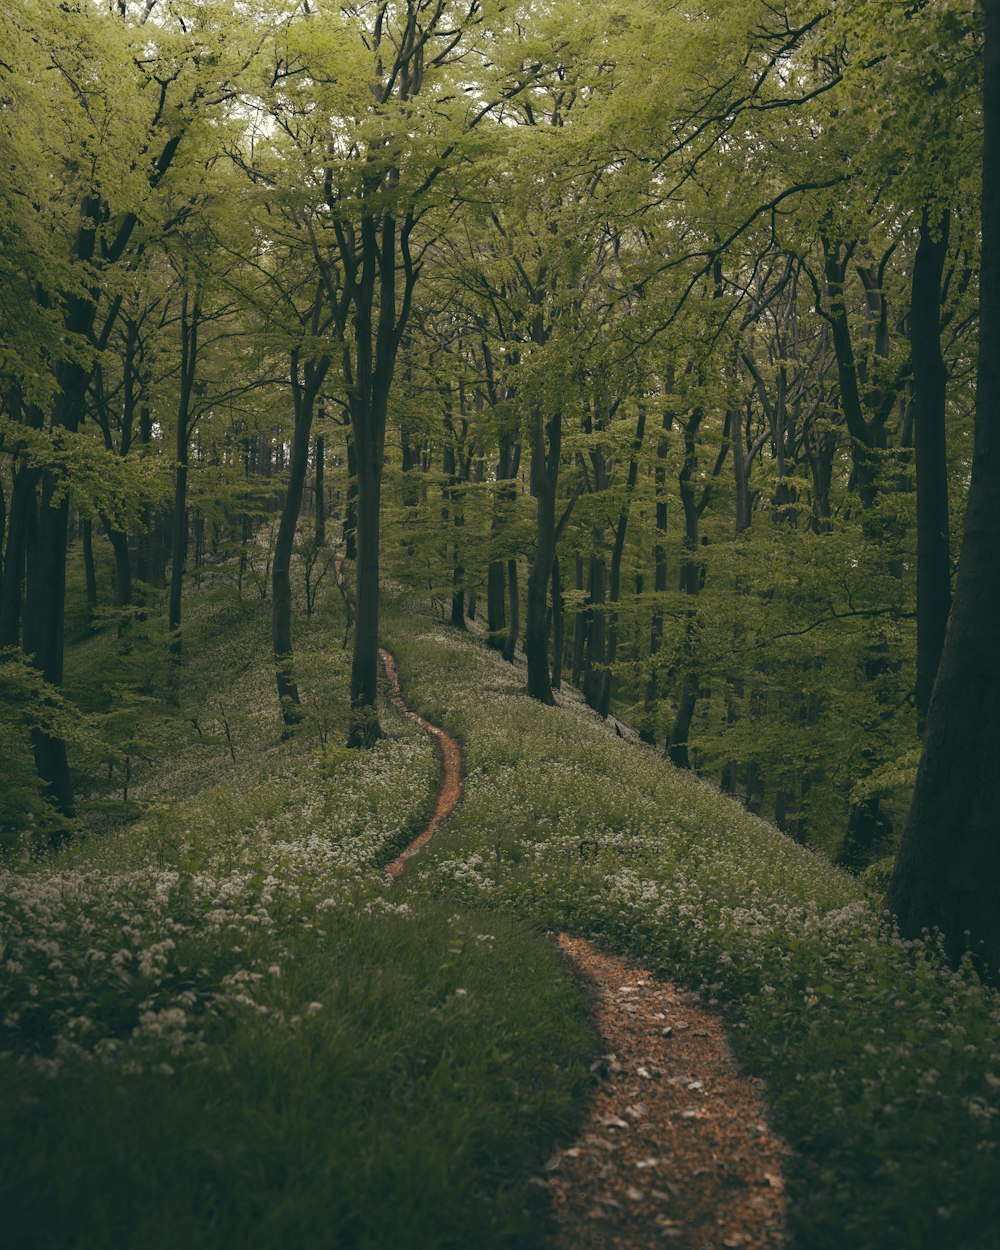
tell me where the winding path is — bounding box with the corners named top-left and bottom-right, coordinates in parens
top-left (379, 645), bottom-right (463, 879)
top-left (376, 635), bottom-right (790, 1248)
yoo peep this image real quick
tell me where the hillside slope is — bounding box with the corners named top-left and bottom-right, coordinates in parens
top-left (1, 583), bottom-right (998, 1250)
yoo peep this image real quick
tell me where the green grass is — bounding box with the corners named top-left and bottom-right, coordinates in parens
top-left (0, 578), bottom-right (595, 1250)
top-left (1, 904), bottom-right (593, 1250)
top-left (5, 575), bottom-right (999, 1250)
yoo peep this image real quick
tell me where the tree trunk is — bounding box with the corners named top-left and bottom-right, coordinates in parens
top-left (502, 558), bottom-right (519, 663)
top-left (525, 408), bottom-right (561, 705)
top-left (486, 559), bottom-right (506, 647)
top-left (551, 555), bottom-right (564, 691)
top-left (23, 470), bottom-right (74, 817)
top-left (273, 356), bottom-right (327, 727)
top-left (641, 408), bottom-right (672, 743)
top-left (344, 433), bottom-right (358, 561)
top-left (911, 205), bottom-right (952, 729)
top-left (0, 462), bottom-right (39, 649)
top-left (887, 4), bottom-right (1000, 973)
top-left (348, 451), bottom-right (383, 746)
top-left (168, 292), bottom-right (199, 652)
top-left (105, 521), bottom-right (132, 608)
top-left (599, 405), bottom-right (646, 719)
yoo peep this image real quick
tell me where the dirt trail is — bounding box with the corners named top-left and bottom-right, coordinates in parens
top-left (379, 646), bottom-right (463, 879)
top-left (368, 611), bottom-right (790, 1246)
top-left (546, 935), bottom-right (788, 1250)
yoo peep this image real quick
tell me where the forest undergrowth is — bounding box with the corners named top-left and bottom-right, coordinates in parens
top-left (1, 576), bottom-right (998, 1250)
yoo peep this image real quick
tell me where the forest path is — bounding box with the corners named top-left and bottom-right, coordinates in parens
top-left (379, 644), bottom-right (463, 879)
top-left (377, 635), bottom-right (791, 1249)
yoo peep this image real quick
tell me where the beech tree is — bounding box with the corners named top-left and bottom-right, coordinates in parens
top-left (888, 0), bottom-right (999, 973)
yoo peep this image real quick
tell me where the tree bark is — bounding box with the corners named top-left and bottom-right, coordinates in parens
top-left (888, 2), bottom-right (1000, 973)
top-left (0, 462), bottom-right (38, 649)
top-left (348, 447), bottom-right (384, 745)
top-left (168, 291), bottom-right (200, 652)
top-left (105, 521), bottom-right (132, 608)
top-left (910, 205), bottom-right (952, 728)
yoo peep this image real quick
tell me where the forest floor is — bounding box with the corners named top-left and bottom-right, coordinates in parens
top-left (4, 577), bottom-right (999, 1250)
top-left (378, 638), bottom-right (790, 1250)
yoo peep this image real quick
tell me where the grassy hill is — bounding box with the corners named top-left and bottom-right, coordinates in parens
top-left (2, 579), bottom-right (998, 1250)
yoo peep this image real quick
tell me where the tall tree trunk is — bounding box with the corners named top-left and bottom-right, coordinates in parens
top-left (486, 559), bottom-right (506, 646)
top-left (24, 472), bottom-right (74, 817)
top-left (551, 555), bottom-right (564, 691)
top-left (502, 557), bottom-right (519, 662)
top-left (887, 4), bottom-right (1000, 973)
top-left (599, 405), bottom-right (646, 719)
top-left (273, 355), bottom-right (328, 727)
top-left (911, 205), bottom-right (952, 729)
top-left (105, 521), bottom-right (132, 608)
top-left (348, 450), bottom-right (383, 745)
top-left (344, 432), bottom-right (358, 561)
top-left (668, 410), bottom-right (708, 768)
top-left (486, 432), bottom-right (519, 649)
top-left (168, 291), bottom-right (200, 653)
top-left (641, 407), bottom-right (672, 744)
top-left (24, 353), bottom-right (91, 818)
top-left (0, 462), bottom-right (39, 649)
top-left (525, 407), bottom-right (561, 705)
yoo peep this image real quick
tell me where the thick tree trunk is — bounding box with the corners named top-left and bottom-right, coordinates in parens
top-left (0, 463), bottom-right (39, 649)
top-left (486, 559), bottom-right (506, 647)
top-left (348, 454), bottom-right (383, 746)
top-left (667, 674), bottom-right (698, 770)
top-left (23, 352), bottom-right (91, 819)
top-left (344, 434), bottom-right (358, 561)
top-left (911, 205), bottom-right (952, 728)
top-left (887, 4), bottom-right (1000, 973)
top-left (551, 555), bottom-right (564, 691)
top-left (105, 522), bottom-right (132, 608)
top-left (24, 471), bottom-right (74, 817)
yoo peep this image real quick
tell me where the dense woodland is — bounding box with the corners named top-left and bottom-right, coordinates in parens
top-left (1, 0), bottom-right (998, 967)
